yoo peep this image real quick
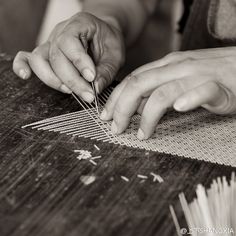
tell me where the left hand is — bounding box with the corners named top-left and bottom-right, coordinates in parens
top-left (13, 12), bottom-right (125, 102)
top-left (100, 47), bottom-right (236, 140)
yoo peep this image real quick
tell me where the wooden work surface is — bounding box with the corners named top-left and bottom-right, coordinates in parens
top-left (0, 54), bottom-right (235, 236)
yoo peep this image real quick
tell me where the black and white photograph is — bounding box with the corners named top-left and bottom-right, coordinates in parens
top-left (0, 0), bottom-right (236, 235)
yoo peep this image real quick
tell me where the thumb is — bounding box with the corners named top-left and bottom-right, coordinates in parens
top-left (13, 51), bottom-right (32, 80)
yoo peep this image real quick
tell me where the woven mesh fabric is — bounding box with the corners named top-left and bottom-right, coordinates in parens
top-left (24, 104), bottom-right (236, 167)
top-left (120, 110), bottom-right (236, 166)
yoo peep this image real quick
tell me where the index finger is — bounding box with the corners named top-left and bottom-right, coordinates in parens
top-left (111, 75), bottom-right (151, 134)
top-left (56, 31), bottom-right (96, 82)
top-left (100, 76), bottom-right (130, 121)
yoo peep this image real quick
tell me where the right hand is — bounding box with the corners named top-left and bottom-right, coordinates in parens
top-left (13, 12), bottom-right (125, 102)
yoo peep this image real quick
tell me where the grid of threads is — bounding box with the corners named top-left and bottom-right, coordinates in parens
top-left (22, 87), bottom-right (236, 167)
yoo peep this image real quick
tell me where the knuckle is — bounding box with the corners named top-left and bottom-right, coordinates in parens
top-left (165, 51), bottom-right (195, 63)
top-left (55, 34), bottom-right (67, 47)
top-left (74, 12), bottom-right (92, 21)
top-left (152, 83), bottom-right (184, 109)
top-left (153, 87), bottom-right (169, 103)
top-left (207, 81), bottom-right (220, 92)
top-left (49, 48), bottom-right (59, 62)
top-left (72, 55), bottom-right (83, 67)
top-left (71, 12), bottom-right (96, 31)
top-left (114, 103), bottom-right (127, 117)
top-left (184, 57), bottom-right (195, 63)
top-left (16, 51), bottom-right (29, 60)
top-left (68, 22), bottom-right (84, 33)
top-left (153, 87), bottom-right (176, 110)
top-left (61, 23), bottom-right (74, 33)
top-left (128, 74), bottom-right (142, 89)
top-left (15, 52), bottom-right (24, 62)
top-left (17, 51), bottom-right (25, 57)
top-left (65, 79), bottom-right (76, 88)
top-left (73, 12), bottom-right (86, 20)
top-left (70, 13), bottom-right (88, 26)
top-left (181, 57), bottom-right (195, 66)
top-left (32, 47), bottom-right (41, 56)
top-left (171, 80), bottom-right (186, 94)
top-left (176, 57), bottom-right (196, 73)
top-left (54, 21), bottom-right (65, 31)
top-left (28, 55), bottom-right (34, 65)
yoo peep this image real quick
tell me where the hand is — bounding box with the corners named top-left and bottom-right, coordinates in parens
top-left (13, 12), bottom-right (125, 102)
top-left (100, 47), bottom-right (236, 140)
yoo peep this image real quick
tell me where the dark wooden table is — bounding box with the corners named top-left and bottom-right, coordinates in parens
top-left (0, 53), bottom-right (235, 236)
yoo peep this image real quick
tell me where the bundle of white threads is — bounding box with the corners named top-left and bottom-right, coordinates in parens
top-left (170, 173), bottom-right (236, 236)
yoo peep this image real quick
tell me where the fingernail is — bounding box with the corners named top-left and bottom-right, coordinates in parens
top-left (100, 109), bottom-right (108, 120)
top-left (137, 128), bottom-right (145, 140)
top-left (60, 84), bottom-right (72, 94)
top-left (111, 121), bottom-right (118, 134)
top-left (94, 80), bottom-right (100, 94)
top-left (82, 91), bottom-right (94, 103)
top-left (174, 98), bottom-right (187, 111)
top-left (96, 77), bottom-right (106, 93)
top-left (19, 69), bottom-right (28, 80)
top-left (82, 68), bottom-right (95, 82)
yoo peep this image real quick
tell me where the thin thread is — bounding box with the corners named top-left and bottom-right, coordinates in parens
top-left (71, 92), bottom-right (116, 143)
